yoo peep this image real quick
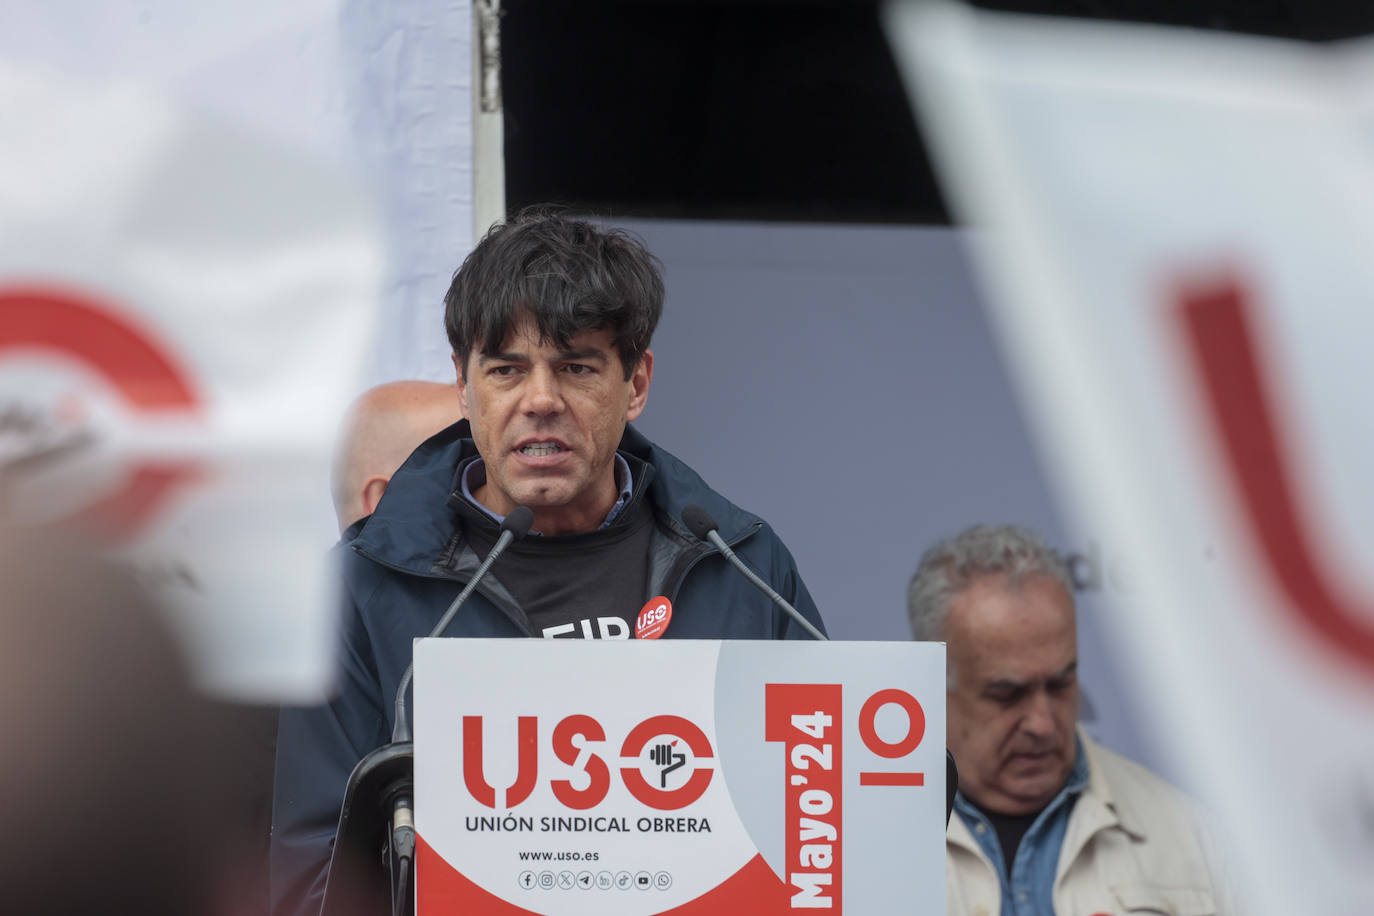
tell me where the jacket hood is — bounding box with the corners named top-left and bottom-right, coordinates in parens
top-left (350, 419), bottom-right (763, 576)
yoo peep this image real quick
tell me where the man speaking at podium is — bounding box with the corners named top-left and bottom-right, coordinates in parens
top-left (271, 210), bottom-right (827, 916)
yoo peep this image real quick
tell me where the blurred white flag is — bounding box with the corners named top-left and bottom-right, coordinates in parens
top-left (0, 61), bottom-right (380, 702)
top-left (887, 5), bottom-right (1374, 914)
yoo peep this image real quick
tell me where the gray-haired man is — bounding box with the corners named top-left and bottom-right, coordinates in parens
top-left (910, 524), bottom-right (1231, 916)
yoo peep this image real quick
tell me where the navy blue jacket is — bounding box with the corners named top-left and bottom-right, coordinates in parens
top-left (270, 421), bottom-right (825, 916)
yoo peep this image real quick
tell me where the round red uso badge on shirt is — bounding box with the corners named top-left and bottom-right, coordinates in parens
top-left (635, 597), bottom-right (672, 640)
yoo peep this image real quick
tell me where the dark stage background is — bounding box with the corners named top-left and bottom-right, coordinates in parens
top-left (503, 0), bottom-right (1372, 223)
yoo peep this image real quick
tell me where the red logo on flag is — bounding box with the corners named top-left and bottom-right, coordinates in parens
top-left (0, 285), bottom-right (203, 541)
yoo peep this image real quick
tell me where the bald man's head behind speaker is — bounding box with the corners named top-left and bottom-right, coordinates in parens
top-left (330, 381), bottom-right (465, 533)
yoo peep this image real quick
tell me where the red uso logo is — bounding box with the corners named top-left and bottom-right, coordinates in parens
top-left (0, 285), bottom-right (202, 540)
top-left (461, 713), bottom-right (713, 810)
top-left (635, 596), bottom-right (672, 639)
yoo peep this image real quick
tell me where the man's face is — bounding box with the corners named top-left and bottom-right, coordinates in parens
top-left (945, 573), bottom-right (1079, 815)
top-left (455, 316), bottom-right (652, 535)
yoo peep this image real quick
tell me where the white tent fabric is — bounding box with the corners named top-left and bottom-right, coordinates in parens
top-left (0, 1), bottom-right (475, 699)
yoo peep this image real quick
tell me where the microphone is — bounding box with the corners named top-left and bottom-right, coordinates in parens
top-left (680, 504), bottom-right (827, 641)
top-left (393, 505), bottom-right (534, 742)
top-left (369, 506), bottom-right (532, 916)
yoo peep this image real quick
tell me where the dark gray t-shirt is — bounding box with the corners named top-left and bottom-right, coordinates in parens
top-left (462, 496), bottom-right (654, 639)
top-left (455, 452), bottom-right (657, 638)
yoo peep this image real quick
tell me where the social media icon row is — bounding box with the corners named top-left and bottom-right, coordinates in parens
top-left (518, 870), bottom-right (673, 891)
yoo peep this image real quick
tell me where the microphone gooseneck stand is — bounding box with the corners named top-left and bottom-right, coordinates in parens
top-left (319, 507), bottom-right (534, 916)
top-left (681, 504), bottom-right (961, 825)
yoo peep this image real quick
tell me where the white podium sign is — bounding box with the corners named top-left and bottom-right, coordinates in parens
top-left (414, 639), bottom-right (945, 915)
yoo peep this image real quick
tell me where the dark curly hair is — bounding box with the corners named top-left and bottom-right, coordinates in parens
top-left (444, 208), bottom-right (665, 380)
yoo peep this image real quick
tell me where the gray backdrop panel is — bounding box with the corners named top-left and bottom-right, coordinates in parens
top-left (623, 219), bottom-right (1161, 775)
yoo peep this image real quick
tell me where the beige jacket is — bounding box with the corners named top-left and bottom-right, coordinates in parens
top-left (947, 732), bottom-right (1233, 916)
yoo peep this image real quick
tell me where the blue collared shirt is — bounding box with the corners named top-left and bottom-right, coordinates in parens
top-left (458, 453), bottom-right (635, 534)
top-left (953, 737), bottom-right (1089, 916)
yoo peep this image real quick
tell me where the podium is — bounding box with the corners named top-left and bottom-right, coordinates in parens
top-left (324, 638), bottom-right (947, 915)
